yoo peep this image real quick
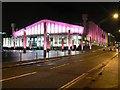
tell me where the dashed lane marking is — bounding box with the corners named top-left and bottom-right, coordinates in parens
top-left (50, 63), bottom-right (69, 70)
top-left (0, 72), bottom-right (37, 82)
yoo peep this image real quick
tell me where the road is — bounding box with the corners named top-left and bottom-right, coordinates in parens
top-left (2, 50), bottom-right (118, 89)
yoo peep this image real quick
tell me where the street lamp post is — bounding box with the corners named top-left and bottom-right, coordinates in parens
top-left (68, 30), bottom-right (71, 55)
top-left (23, 28), bottom-right (26, 53)
top-left (82, 14), bottom-right (88, 52)
top-left (62, 37), bottom-right (64, 52)
top-left (11, 23), bottom-right (16, 49)
top-left (44, 22), bottom-right (47, 60)
top-left (72, 39), bottom-right (74, 50)
top-left (98, 13), bottom-right (119, 46)
top-left (47, 33), bottom-right (50, 59)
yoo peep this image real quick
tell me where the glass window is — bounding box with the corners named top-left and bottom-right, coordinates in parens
top-left (41, 23), bottom-right (44, 34)
top-left (64, 37), bottom-right (67, 44)
top-left (38, 24), bottom-right (40, 34)
top-left (59, 25), bottom-right (62, 33)
top-left (35, 25), bottom-right (37, 35)
top-left (62, 26), bottom-right (65, 33)
top-left (51, 23), bottom-right (54, 33)
top-left (55, 24), bottom-right (58, 33)
top-left (59, 38), bottom-right (62, 44)
top-left (32, 26), bottom-right (34, 35)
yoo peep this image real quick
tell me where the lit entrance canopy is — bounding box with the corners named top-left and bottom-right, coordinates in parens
top-left (14, 19), bottom-right (84, 37)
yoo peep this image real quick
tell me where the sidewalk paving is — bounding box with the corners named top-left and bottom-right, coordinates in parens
top-left (2, 48), bottom-right (104, 69)
top-left (87, 54), bottom-right (118, 88)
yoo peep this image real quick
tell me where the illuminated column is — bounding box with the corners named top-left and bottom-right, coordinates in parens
top-left (68, 30), bottom-right (71, 54)
top-left (23, 29), bottom-right (26, 53)
top-left (76, 35), bottom-right (79, 47)
top-left (81, 36), bottom-right (83, 51)
top-left (26, 37), bottom-right (29, 47)
top-left (37, 37), bottom-right (39, 47)
top-left (11, 38), bottom-right (13, 47)
top-left (18, 38), bottom-right (19, 47)
top-left (44, 22), bottom-right (47, 58)
top-left (20, 38), bottom-right (22, 47)
top-left (89, 37), bottom-right (92, 50)
top-left (57, 35), bottom-right (59, 47)
top-left (47, 33), bottom-right (50, 50)
top-left (3, 38), bottom-right (4, 47)
top-left (62, 37), bottom-right (64, 51)
top-left (72, 39), bottom-right (74, 50)
top-left (8, 38), bottom-right (10, 47)
top-left (14, 38), bottom-right (16, 49)
top-left (17, 38), bottom-right (19, 47)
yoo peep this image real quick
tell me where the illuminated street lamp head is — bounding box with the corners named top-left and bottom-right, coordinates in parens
top-left (113, 13), bottom-right (119, 19)
top-left (119, 29), bottom-right (120, 33)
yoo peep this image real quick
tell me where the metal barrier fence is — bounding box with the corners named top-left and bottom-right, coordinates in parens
top-left (2, 50), bottom-right (80, 63)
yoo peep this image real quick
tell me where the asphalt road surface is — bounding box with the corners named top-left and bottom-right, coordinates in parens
top-left (2, 50), bottom-right (118, 89)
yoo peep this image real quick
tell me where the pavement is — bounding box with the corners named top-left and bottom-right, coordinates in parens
top-left (88, 54), bottom-right (118, 88)
top-left (2, 48), bottom-right (104, 69)
top-left (69, 52), bottom-right (119, 89)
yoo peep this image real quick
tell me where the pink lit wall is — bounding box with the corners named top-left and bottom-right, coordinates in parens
top-left (13, 19), bottom-right (84, 37)
top-left (87, 21), bottom-right (107, 46)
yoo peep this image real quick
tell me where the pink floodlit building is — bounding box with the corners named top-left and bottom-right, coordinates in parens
top-left (3, 19), bottom-right (107, 49)
top-left (87, 21), bottom-right (107, 46)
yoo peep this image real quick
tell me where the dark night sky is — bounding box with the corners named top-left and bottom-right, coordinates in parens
top-left (2, 2), bottom-right (119, 41)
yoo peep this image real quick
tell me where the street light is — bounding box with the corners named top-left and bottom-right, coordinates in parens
top-left (119, 29), bottom-right (120, 33)
top-left (98, 13), bottom-right (119, 46)
top-left (113, 13), bottom-right (119, 19)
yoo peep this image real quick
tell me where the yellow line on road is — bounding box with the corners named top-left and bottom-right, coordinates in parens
top-left (58, 53), bottom-right (118, 90)
top-left (0, 72), bottom-right (37, 82)
top-left (50, 63), bottom-right (69, 70)
top-left (58, 73), bottom-right (87, 90)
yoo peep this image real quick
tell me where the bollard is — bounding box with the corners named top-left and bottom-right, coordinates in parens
top-left (44, 57), bottom-right (46, 63)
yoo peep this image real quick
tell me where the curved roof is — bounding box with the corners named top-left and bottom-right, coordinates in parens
top-left (14, 19), bottom-right (84, 37)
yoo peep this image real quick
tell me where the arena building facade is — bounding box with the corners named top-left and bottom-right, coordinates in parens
top-left (3, 19), bottom-right (108, 50)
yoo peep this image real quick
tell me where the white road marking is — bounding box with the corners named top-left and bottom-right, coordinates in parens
top-left (50, 63), bottom-right (69, 70)
top-left (0, 72), bottom-right (37, 82)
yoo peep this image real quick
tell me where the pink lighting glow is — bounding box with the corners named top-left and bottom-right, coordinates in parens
top-left (38, 24), bottom-right (40, 34)
top-left (54, 24), bottom-right (58, 33)
top-left (41, 23), bottom-right (44, 34)
top-left (51, 23), bottom-right (54, 33)
top-left (14, 19), bottom-right (84, 37)
top-left (62, 38), bottom-right (64, 50)
top-left (72, 40), bottom-right (74, 50)
top-left (68, 30), bottom-right (70, 50)
top-left (32, 26), bottom-right (34, 35)
top-left (88, 21), bottom-right (107, 46)
top-left (47, 23), bottom-right (50, 33)
top-left (59, 25), bottom-right (62, 33)
top-left (44, 22), bottom-right (47, 50)
top-left (35, 25), bottom-right (37, 34)
top-left (23, 31), bottom-right (26, 49)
